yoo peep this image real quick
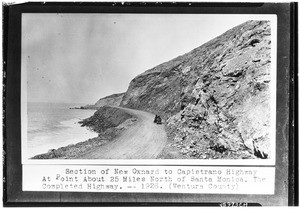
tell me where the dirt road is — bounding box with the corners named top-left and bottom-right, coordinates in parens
top-left (80, 107), bottom-right (167, 159)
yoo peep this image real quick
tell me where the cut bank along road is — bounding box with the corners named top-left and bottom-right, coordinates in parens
top-left (79, 106), bottom-right (167, 159)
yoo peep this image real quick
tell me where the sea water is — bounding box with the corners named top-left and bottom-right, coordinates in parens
top-left (26, 102), bottom-right (97, 158)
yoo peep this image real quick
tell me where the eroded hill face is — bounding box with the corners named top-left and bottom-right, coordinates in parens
top-left (94, 93), bottom-right (125, 107)
top-left (121, 20), bottom-right (272, 159)
top-left (84, 93), bottom-right (125, 109)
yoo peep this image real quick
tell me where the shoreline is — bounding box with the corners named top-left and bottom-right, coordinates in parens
top-left (31, 118), bottom-right (137, 159)
top-left (27, 106), bottom-right (98, 158)
top-left (31, 106), bottom-right (137, 159)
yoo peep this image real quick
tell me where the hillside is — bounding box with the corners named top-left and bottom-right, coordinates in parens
top-left (84, 93), bottom-right (125, 109)
top-left (120, 20), bottom-right (272, 159)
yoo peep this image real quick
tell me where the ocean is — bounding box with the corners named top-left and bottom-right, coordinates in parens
top-left (26, 102), bottom-right (97, 158)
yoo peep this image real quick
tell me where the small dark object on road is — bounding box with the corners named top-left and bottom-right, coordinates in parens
top-left (154, 115), bottom-right (162, 124)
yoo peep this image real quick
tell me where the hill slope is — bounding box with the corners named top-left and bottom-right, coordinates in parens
top-left (120, 20), bottom-right (272, 159)
top-left (84, 93), bottom-right (125, 109)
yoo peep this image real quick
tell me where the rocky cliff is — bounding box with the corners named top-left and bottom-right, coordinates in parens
top-left (120, 20), bottom-right (272, 159)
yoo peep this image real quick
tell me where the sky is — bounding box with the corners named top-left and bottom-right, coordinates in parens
top-left (22, 14), bottom-right (267, 104)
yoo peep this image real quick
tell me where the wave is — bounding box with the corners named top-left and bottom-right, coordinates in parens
top-left (26, 104), bottom-right (97, 158)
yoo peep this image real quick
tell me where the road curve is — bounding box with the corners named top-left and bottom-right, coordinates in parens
top-left (79, 106), bottom-right (167, 159)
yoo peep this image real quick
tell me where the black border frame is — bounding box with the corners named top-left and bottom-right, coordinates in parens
top-left (3, 2), bottom-right (298, 206)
